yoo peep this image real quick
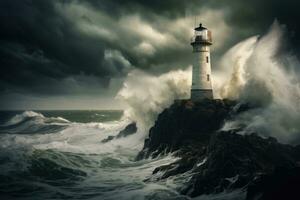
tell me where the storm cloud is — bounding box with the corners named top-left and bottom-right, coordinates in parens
top-left (0, 0), bottom-right (299, 109)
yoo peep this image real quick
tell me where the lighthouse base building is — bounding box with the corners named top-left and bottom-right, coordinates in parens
top-left (190, 23), bottom-right (214, 101)
top-left (191, 89), bottom-right (213, 100)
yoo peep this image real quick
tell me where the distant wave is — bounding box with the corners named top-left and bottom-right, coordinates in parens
top-left (0, 111), bottom-right (70, 134)
top-left (3, 111), bottom-right (44, 126)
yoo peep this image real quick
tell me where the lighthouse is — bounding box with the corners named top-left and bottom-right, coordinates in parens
top-left (190, 23), bottom-right (213, 100)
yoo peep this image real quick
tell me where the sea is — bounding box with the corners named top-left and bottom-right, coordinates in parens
top-left (0, 110), bottom-right (191, 200)
top-left (0, 110), bottom-right (247, 200)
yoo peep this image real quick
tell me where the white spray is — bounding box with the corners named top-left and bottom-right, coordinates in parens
top-left (117, 69), bottom-right (191, 135)
top-left (218, 22), bottom-right (300, 144)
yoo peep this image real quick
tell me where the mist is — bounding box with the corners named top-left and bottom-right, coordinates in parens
top-left (117, 69), bottom-right (191, 133)
top-left (219, 22), bottom-right (300, 144)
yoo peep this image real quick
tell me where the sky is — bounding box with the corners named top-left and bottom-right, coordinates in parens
top-left (0, 0), bottom-right (300, 110)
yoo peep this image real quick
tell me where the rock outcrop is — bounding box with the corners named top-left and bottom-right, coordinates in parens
top-left (136, 99), bottom-right (237, 159)
top-left (137, 99), bottom-right (300, 199)
top-left (101, 122), bottom-right (137, 143)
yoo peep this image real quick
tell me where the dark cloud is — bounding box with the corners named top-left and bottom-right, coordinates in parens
top-left (0, 0), bottom-right (120, 93)
top-left (0, 0), bottom-right (300, 108)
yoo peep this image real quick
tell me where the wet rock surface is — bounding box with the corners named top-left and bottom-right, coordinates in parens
top-left (137, 99), bottom-right (300, 199)
top-left (101, 122), bottom-right (137, 143)
top-left (136, 99), bottom-right (237, 159)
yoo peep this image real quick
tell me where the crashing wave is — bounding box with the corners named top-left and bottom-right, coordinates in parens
top-left (0, 111), bottom-right (70, 134)
top-left (2, 111), bottom-right (44, 126)
top-left (2, 111), bottom-right (70, 126)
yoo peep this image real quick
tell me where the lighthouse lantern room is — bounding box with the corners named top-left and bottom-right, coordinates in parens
top-left (190, 23), bottom-right (213, 100)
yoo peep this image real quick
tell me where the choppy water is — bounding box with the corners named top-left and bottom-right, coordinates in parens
top-left (0, 110), bottom-right (190, 200)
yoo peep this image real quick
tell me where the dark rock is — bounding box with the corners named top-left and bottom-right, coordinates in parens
top-left (246, 167), bottom-right (300, 200)
top-left (101, 135), bottom-right (115, 143)
top-left (116, 122), bottom-right (137, 138)
top-left (137, 99), bottom-right (300, 199)
top-left (136, 99), bottom-right (237, 159)
top-left (152, 155), bottom-right (198, 179)
top-left (182, 131), bottom-right (298, 197)
top-left (293, 144), bottom-right (300, 160)
top-left (101, 122), bottom-right (137, 143)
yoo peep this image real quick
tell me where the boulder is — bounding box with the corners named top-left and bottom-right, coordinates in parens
top-left (101, 122), bottom-right (137, 143)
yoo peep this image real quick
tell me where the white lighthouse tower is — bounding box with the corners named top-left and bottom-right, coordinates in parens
top-left (190, 23), bottom-right (213, 100)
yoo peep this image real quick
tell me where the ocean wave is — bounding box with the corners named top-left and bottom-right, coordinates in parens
top-left (28, 149), bottom-right (88, 181)
top-left (0, 111), bottom-right (70, 135)
top-left (0, 111), bottom-right (189, 199)
top-left (3, 111), bottom-right (45, 126)
top-left (0, 144), bottom-right (183, 199)
top-left (3, 111), bottom-right (70, 126)
top-left (0, 148), bottom-right (88, 198)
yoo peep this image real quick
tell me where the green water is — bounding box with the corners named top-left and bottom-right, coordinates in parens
top-left (0, 110), bottom-right (191, 200)
top-left (35, 110), bottom-right (123, 123)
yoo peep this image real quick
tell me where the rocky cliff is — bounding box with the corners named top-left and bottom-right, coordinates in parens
top-left (137, 99), bottom-right (300, 199)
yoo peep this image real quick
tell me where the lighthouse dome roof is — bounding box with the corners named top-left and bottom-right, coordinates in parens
top-left (194, 23), bottom-right (207, 31)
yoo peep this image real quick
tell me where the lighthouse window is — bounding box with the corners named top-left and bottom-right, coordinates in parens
top-left (207, 74), bottom-right (210, 81)
top-left (206, 56), bottom-right (209, 63)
